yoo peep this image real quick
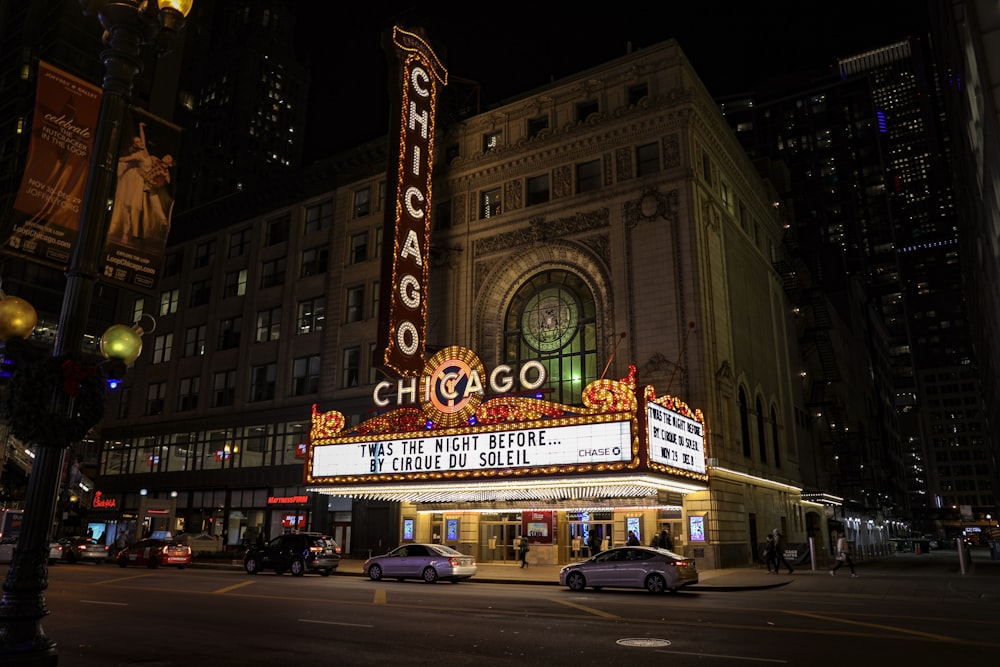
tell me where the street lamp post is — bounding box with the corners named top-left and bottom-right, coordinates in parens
top-left (0, 2), bottom-right (191, 663)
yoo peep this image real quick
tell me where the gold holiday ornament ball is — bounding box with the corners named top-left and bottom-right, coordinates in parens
top-left (0, 294), bottom-right (38, 340)
top-left (100, 323), bottom-right (143, 365)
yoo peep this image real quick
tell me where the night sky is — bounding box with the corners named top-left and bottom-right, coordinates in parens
top-left (296, 3), bottom-right (930, 161)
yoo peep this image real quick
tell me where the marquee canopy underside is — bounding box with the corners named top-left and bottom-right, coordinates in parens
top-left (307, 474), bottom-right (707, 505)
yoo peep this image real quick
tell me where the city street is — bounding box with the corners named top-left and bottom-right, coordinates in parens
top-left (30, 548), bottom-right (1000, 666)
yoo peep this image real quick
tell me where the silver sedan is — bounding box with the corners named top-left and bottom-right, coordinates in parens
top-left (559, 546), bottom-right (698, 593)
top-left (363, 543), bottom-right (477, 583)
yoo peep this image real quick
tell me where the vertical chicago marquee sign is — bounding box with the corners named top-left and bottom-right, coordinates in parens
top-left (376, 27), bottom-right (448, 377)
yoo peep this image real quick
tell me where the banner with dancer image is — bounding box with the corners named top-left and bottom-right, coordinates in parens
top-left (8, 61), bottom-right (102, 267)
top-left (102, 106), bottom-right (180, 293)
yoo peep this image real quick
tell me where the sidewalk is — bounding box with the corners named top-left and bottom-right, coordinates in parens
top-left (328, 546), bottom-right (1000, 600)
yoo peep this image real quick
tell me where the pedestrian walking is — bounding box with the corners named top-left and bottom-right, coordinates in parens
top-left (660, 529), bottom-right (674, 551)
top-left (650, 532), bottom-right (661, 548)
top-left (830, 530), bottom-right (858, 577)
top-left (587, 530), bottom-right (601, 557)
top-left (517, 534), bottom-right (530, 568)
top-left (762, 533), bottom-right (777, 573)
top-left (772, 528), bottom-right (794, 574)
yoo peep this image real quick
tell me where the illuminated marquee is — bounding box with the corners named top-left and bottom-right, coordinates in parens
top-left (376, 26), bottom-right (448, 377)
top-left (645, 388), bottom-right (708, 478)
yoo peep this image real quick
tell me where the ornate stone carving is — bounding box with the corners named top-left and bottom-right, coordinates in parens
top-left (553, 164), bottom-right (572, 199)
top-left (473, 209), bottom-right (609, 256)
top-left (663, 133), bottom-right (680, 169)
top-left (623, 187), bottom-right (680, 228)
top-left (505, 179), bottom-right (523, 212)
top-left (615, 146), bottom-right (633, 181)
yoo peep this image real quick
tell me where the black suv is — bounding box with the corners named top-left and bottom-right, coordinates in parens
top-left (244, 532), bottom-right (341, 576)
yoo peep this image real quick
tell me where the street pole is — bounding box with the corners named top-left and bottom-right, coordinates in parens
top-left (0, 2), bottom-right (190, 663)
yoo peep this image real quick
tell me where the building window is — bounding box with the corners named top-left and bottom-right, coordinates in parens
top-left (255, 307), bottom-right (282, 342)
top-left (576, 100), bottom-right (598, 122)
top-left (304, 200), bottom-right (333, 233)
top-left (483, 131), bottom-right (501, 152)
top-left (503, 269), bottom-right (598, 406)
top-left (177, 376), bottom-right (200, 411)
top-left (702, 152), bottom-right (712, 182)
top-left (756, 396), bottom-right (767, 464)
top-left (637, 142), bottom-right (660, 177)
top-left (374, 227), bottom-right (383, 258)
top-left (576, 159), bottom-right (601, 193)
top-left (527, 116), bottom-right (548, 139)
top-left (739, 387), bottom-right (751, 457)
top-left (189, 280), bottom-right (211, 306)
top-left (371, 280), bottom-right (380, 322)
top-left (183, 325), bottom-right (206, 357)
top-left (212, 370), bottom-right (236, 407)
top-left (301, 246), bottom-right (328, 277)
top-left (341, 346), bottom-right (360, 387)
top-left (771, 406), bottom-right (782, 469)
top-left (151, 333), bottom-right (173, 364)
top-left (250, 363), bottom-right (276, 402)
top-left (345, 285), bottom-right (364, 323)
top-left (266, 214), bottom-right (290, 246)
top-left (223, 269), bottom-right (247, 297)
top-left (159, 289), bottom-right (179, 316)
top-left (291, 355), bottom-right (321, 396)
top-left (435, 200), bottom-right (452, 229)
top-left (628, 82), bottom-right (648, 106)
top-left (229, 227), bottom-right (251, 258)
top-left (163, 251), bottom-right (182, 277)
top-left (146, 381), bottom-right (166, 416)
top-left (297, 297), bottom-right (325, 334)
top-left (481, 188), bottom-right (501, 219)
top-left (260, 257), bottom-right (286, 288)
top-left (526, 174), bottom-right (550, 206)
top-left (194, 239), bottom-right (215, 268)
top-left (368, 342), bottom-right (379, 384)
top-left (218, 317), bottom-right (241, 350)
top-left (353, 186), bottom-right (371, 218)
top-left (350, 232), bottom-right (368, 264)
top-left (131, 297), bottom-right (144, 324)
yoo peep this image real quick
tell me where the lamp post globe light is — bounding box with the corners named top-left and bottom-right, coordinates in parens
top-left (0, 1), bottom-right (192, 663)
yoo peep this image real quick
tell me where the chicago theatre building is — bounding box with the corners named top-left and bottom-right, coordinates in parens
top-left (96, 33), bottom-right (839, 569)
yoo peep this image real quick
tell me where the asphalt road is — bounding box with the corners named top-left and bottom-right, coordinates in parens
top-left (10, 554), bottom-right (999, 666)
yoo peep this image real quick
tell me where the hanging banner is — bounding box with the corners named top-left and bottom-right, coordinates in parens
top-left (7, 61), bottom-right (102, 266)
top-left (102, 106), bottom-right (181, 293)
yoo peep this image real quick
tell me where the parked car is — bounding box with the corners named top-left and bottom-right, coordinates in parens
top-left (0, 538), bottom-right (65, 564)
top-left (559, 546), bottom-right (698, 593)
top-left (48, 540), bottom-right (64, 564)
top-left (363, 543), bottom-right (477, 583)
top-left (115, 538), bottom-right (191, 569)
top-left (58, 536), bottom-right (109, 564)
top-left (243, 532), bottom-right (341, 577)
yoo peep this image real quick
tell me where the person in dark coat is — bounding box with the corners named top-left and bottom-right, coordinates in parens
top-left (660, 529), bottom-right (674, 551)
top-left (772, 528), bottom-right (794, 574)
top-left (587, 530), bottom-right (602, 557)
top-left (517, 534), bottom-right (530, 568)
top-left (762, 533), bottom-right (777, 573)
top-left (626, 530), bottom-right (640, 546)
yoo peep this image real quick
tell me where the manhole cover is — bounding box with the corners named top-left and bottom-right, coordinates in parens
top-left (617, 638), bottom-right (671, 648)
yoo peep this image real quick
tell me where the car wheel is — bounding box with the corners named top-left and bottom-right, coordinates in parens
top-left (422, 566), bottom-right (439, 583)
top-left (368, 564), bottom-right (383, 581)
top-left (147, 557), bottom-right (159, 569)
top-left (177, 565), bottom-right (186, 570)
top-left (244, 557), bottom-right (259, 575)
top-left (566, 571), bottom-right (587, 591)
top-left (645, 573), bottom-right (667, 594)
top-left (290, 558), bottom-right (306, 576)
top-left (319, 569), bottom-right (331, 576)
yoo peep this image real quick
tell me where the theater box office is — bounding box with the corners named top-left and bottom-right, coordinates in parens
top-left (306, 346), bottom-right (709, 565)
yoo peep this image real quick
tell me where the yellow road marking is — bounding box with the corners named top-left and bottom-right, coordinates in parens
top-left (373, 588), bottom-right (386, 605)
top-left (552, 597), bottom-right (620, 619)
top-left (786, 610), bottom-right (961, 643)
top-left (96, 574), bottom-right (153, 585)
top-left (212, 580), bottom-right (256, 594)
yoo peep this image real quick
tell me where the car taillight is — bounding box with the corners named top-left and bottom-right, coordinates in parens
top-left (449, 557), bottom-right (458, 566)
top-left (334, 545), bottom-right (341, 554)
top-left (309, 545), bottom-right (323, 553)
top-left (670, 560), bottom-right (690, 567)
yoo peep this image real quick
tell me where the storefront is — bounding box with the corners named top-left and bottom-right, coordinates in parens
top-left (307, 346), bottom-right (709, 564)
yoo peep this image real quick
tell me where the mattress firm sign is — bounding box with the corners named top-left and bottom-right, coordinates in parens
top-left (647, 401), bottom-right (706, 474)
top-left (312, 421), bottom-right (631, 476)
